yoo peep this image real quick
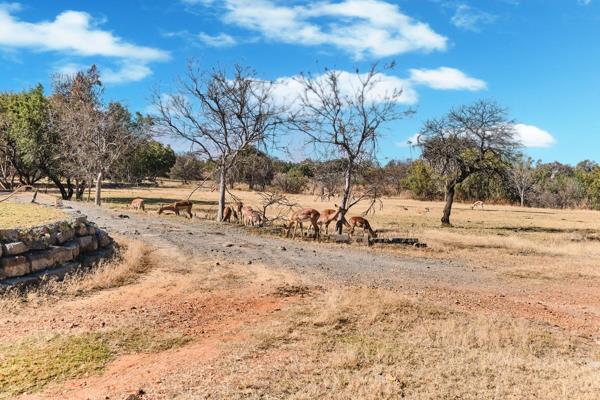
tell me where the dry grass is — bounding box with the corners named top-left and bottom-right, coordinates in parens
top-left (0, 237), bottom-right (153, 313)
top-left (186, 288), bottom-right (600, 399)
top-left (0, 203), bottom-right (66, 228)
top-left (0, 329), bottom-right (189, 398)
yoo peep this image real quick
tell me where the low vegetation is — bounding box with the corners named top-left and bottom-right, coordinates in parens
top-left (0, 329), bottom-right (189, 398)
top-left (0, 202), bottom-right (66, 228)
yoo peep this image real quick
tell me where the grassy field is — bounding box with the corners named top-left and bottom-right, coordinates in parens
top-left (2, 183), bottom-right (600, 398)
top-left (0, 203), bottom-right (67, 228)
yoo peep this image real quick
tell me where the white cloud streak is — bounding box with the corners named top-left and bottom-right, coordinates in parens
top-left (409, 67), bottom-right (487, 91)
top-left (209, 0), bottom-right (447, 58)
top-left (197, 32), bottom-right (237, 47)
top-left (513, 124), bottom-right (557, 148)
top-left (0, 4), bottom-right (169, 83)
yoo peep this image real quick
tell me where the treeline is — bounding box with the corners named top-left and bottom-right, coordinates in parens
top-left (0, 66), bottom-right (176, 203)
top-left (172, 148), bottom-right (600, 210)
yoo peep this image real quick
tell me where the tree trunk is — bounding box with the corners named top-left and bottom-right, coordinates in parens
top-left (520, 191), bottom-right (525, 207)
top-left (441, 183), bottom-right (456, 226)
top-left (217, 167), bottom-right (227, 222)
top-left (335, 167), bottom-right (352, 234)
top-left (75, 179), bottom-right (86, 200)
top-left (49, 175), bottom-right (69, 200)
top-left (94, 171), bottom-right (103, 206)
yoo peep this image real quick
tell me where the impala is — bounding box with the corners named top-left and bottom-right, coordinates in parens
top-left (348, 216), bottom-right (377, 238)
top-left (129, 198), bottom-right (145, 211)
top-left (158, 200), bottom-right (193, 218)
top-left (286, 208), bottom-right (320, 240)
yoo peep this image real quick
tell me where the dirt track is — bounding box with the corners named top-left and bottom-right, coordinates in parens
top-left (76, 202), bottom-right (487, 291)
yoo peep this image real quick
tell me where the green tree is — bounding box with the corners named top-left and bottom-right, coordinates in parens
top-left (169, 153), bottom-right (205, 183)
top-left (402, 160), bottom-right (440, 200)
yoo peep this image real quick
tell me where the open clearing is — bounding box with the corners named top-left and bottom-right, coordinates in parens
top-left (2, 188), bottom-right (600, 399)
top-left (0, 203), bottom-right (66, 228)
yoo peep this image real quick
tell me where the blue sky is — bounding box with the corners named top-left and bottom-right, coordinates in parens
top-left (0, 0), bottom-right (599, 164)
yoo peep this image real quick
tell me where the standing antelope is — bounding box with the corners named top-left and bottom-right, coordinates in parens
top-left (240, 205), bottom-right (256, 226)
top-left (286, 208), bottom-right (320, 240)
top-left (247, 210), bottom-right (265, 227)
top-left (317, 205), bottom-right (349, 235)
top-left (158, 200), bottom-right (193, 218)
top-left (129, 198), bottom-right (145, 212)
top-left (348, 216), bottom-right (377, 238)
top-left (471, 201), bottom-right (484, 210)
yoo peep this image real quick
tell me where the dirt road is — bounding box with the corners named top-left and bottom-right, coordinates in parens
top-left (77, 202), bottom-right (487, 290)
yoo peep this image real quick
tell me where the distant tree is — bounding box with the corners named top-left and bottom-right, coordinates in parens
top-left (118, 139), bottom-right (176, 183)
top-left (271, 170), bottom-right (307, 194)
top-left (419, 100), bottom-right (519, 225)
top-left (384, 159), bottom-right (410, 195)
top-left (508, 155), bottom-right (536, 207)
top-left (169, 153), bottom-right (205, 183)
top-left (290, 64), bottom-right (411, 233)
top-left (231, 146), bottom-right (274, 190)
top-left (402, 160), bottom-right (440, 200)
top-left (153, 63), bottom-right (283, 221)
top-left (0, 86), bottom-right (54, 187)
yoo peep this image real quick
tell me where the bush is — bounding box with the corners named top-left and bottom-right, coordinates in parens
top-left (272, 171), bottom-right (307, 194)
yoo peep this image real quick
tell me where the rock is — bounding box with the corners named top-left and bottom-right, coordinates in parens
top-left (63, 240), bottom-right (81, 258)
top-left (0, 256), bottom-right (30, 278)
top-left (76, 224), bottom-right (88, 236)
top-left (52, 246), bottom-right (75, 264)
top-left (247, 260), bottom-right (253, 265)
top-left (2, 241), bottom-right (28, 256)
top-left (0, 229), bottom-right (19, 242)
top-left (87, 225), bottom-right (97, 235)
top-left (28, 249), bottom-right (59, 272)
top-left (55, 229), bottom-right (75, 244)
top-left (223, 243), bottom-right (234, 248)
top-left (96, 231), bottom-right (112, 248)
top-left (78, 235), bottom-right (98, 253)
top-left (118, 214), bottom-right (130, 219)
top-left (279, 246), bottom-right (287, 251)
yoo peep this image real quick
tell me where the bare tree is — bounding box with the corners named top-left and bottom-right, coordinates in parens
top-left (153, 63), bottom-right (283, 221)
top-left (290, 64), bottom-right (410, 233)
top-left (419, 100), bottom-right (519, 226)
top-left (509, 155), bottom-right (536, 207)
top-left (51, 66), bottom-right (144, 205)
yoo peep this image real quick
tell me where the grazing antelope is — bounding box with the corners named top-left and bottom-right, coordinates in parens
top-left (317, 205), bottom-right (349, 235)
top-left (348, 216), bottom-right (377, 238)
top-left (129, 198), bottom-right (145, 212)
top-left (247, 210), bottom-right (265, 227)
top-left (471, 201), bottom-right (484, 210)
top-left (158, 200), bottom-right (193, 218)
top-left (240, 205), bottom-right (256, 226)
top-left (222, 206), bottom-right (239, 222)
top-left (286, 208), bottom-right (320, 240)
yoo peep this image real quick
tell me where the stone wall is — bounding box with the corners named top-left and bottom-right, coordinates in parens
top-left (0, 210), bottom-right (113, 284)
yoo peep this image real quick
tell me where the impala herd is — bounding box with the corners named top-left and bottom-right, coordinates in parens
top-left (128, 198), bottom-right (378, 241)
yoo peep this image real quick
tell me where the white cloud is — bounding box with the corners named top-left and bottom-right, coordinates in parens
top-left (396, 133), bottom-right (422, 147)
top-left (271, 70), bottom-right (418, 109)
top-left (451, 4), bottom-right (496, 32)
top-left (0, 5), bottom-right (169, 83)
top-left (578, 0), bottom-right (592, 5)
top-left (197, 32), bottom-right (237, 47)
top-left (409, 67), bottom-right (487, 91)
top-left (211, 0), bottom-right (447, 59)
top-left (513, 124), bottom-right (557, 148)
